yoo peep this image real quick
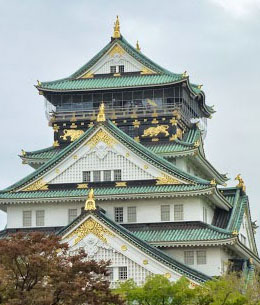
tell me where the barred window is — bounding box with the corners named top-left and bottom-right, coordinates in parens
top-left (103, 170), bottom-right (112, 181)
top-left (119, 65), bottom-right (124, 73)
top-left (114, 169), bottom-right (122, 181)
top-left (110, 66), bottom-right (116, 73)
top-left (114, 207), bottom-right (123, 223)
top-left (107, 267), bottom-right (114, 281)
top-left (23, 211), bottom-right (32, 227)
top-left (184, 251), bottom-right (194, 265)
top-left (127, 206), bottom-right (136, 222)
top-left (174, 204), bottom-right (183, 221)
top-left (118, 266), bottom-right (127, 280)
top-left (197, 250), bottom-right (207, 264)
top-left (36, 210), bottom-right (45, 226)
top-left (82, 171), bottom-right (91, 182)
top-left (68, 209), bottom-right (77, 223)
top-left (93, 170), bottom-right (101, 182)
top-left (161, 205), bottom-right (170, 221)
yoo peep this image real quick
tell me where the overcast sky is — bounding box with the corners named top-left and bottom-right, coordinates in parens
top-left (0, 0), bottom-right (259, 248)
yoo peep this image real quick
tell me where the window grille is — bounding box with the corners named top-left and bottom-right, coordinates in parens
top-left (174, 204), bottom-right (183, 221)
top-left (203, 206), bottom-right (208, 223)
top-left (184, 251), bottom-right (194, 265)
top-left (114, 207), bottom-right (123, 223)
top-left (103, 170), bottom-right (112, 181)
top-left (197, 250), bottom-right (207, 264)
top-left (82, 171), bottom-right (91, 182)
top-left (161, 205), bottom-right (170, 221)
top-left (68, 209), bottom-right (77, 223)
top-left (127, 206), bottom-right (137, 222)
top-left (119, 65), bottom-right (124, 73)
top-left (114, 169), bottom-right (122, 181)
top-left (118, 266), bottom-right (127, 280)
top-left (23, 211), bottom-right (32, 227)
top-left (93, 170), bottom-right (101, 182)
top-left (107, 267), bottom-right (114, 281)
top-left (36, 210), bottom-right (45, 226)
top-left (110, 66), bottom-right (116, 73)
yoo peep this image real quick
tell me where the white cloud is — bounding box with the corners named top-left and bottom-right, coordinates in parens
top-left (210, 0), bottom-right (260, 18)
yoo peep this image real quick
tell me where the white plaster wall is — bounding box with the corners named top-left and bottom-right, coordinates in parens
top-left (6, 202), bottom-right (84, 228)
top-left (163, 246), bottom-right (230, 277)
top-left (6, 196), bottom-right (215, 228)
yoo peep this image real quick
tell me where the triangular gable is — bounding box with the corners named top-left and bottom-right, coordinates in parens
top-left (80, 43), bottom-right (156, 78)
top-left (72, 37), bottom-right (168, 79)
top-left (2, 121), bottom-right (210, 193)
top-left (60, 209), bottom-right (210, 284)
top-left (21, 126), bottom-right (188, 189)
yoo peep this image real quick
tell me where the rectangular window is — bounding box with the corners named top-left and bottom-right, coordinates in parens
top-left (68, 209), bottom-right (77, 223)
top-left (174, 204), bottom-right (183, 221)
top-left (114, 207), bottom-right (124, 223)
top-left (127, 206), bottom-right (137, 223)
top-left (114, 169), bottom-right (122, 181)
top-left (184, 251), bottom-right (194, 265)
top-left (82, 171), bottom-right (91, 182)
top-left (203, 206), bottom-right (208, 223)
top-left (103, 170), bottom-right (112, 181)
top-left (23, 211), bottom-right (32, 227)
top-left (161, 205), bottom-right (170, 221)
top-left (93, 170), bottom-right (101, 182)
top-left (118, 266), bottom-right (127, 280)
top-left (36, 210), bottom-right (45, 226)
top-left (110, 66), bottom-right (116, 73)
top-left (119, 65), bottom-right (124, 73)
top-left (197, 250), bottom-right (207, 265)
top-left (107, 267), bottom-right (114, 281)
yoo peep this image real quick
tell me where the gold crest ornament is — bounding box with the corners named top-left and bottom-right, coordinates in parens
top-left (235, 174), bottom-right (246, 192)
top-left (97, 102), bottom-right (106, 122)
top-left (85, 188), bottom-right (96, 211)
top-left (113, 15), bottom-right (121, 38)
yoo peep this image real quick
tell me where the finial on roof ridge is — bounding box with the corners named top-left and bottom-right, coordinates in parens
top-left (136, 40), bottom-right (141, 52)
top-left (113, 15), bottom-right (121, 39)
top-left (97, 102), bottom-right (106, 122)
top-left (85, 188), bottom-right (96, 211)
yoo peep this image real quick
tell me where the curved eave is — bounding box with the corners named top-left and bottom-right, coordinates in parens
top-left (150, 238), bottom-right (235, 247)
top-left (0, 186), bottom-right (215, 206)
top-left (207, 187), bottom-right (232, 210)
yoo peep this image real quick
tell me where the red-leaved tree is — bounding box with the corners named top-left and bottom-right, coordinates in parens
top-left (0, 232), bottom-right (124, 305)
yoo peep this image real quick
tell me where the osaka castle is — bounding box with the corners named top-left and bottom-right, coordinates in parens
top-left (0, 16), bottom-right (258, 285)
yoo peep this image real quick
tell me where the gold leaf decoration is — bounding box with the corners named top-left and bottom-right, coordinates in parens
top-left (66, 218), bottom-right (114, 245)
top-left (60, 130), bottom-right (84, 142)
top-left (108, 44), bottom-right (125, 57)
top-left (86, 129), bottom-right (117, 149)
top-left (156, 174), bottom-right (182, 185)
top-left (142, 125), bottom-right (169, 138)
top-left (22, 179), bottom-right (48, 192)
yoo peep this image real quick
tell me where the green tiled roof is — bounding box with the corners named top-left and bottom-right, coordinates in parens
top-left (58, 209), bottom-right (211, 283)
top-left (123, 222), bottom-right (232, 243)
top-left (0, 184), bottom-right (211, 200)
top-left (40, 74), bottom-right (184, 91)
top-left (37, 36), bottom-right (216, 118)
top-left (23, 146), bottom-right (62, 160)
top-left (2, 120), bottom-right (210, 193)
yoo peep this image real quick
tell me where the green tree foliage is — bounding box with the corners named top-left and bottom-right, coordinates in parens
top-left (116, 272), bottom-right (260, 305)
top-left (0, 232), bottom-right (124, 305)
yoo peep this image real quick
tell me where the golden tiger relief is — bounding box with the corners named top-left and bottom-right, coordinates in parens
top-left (61, 129), bottom-right (84, 142)
top-left (142, 125), bottom-right (169, 137)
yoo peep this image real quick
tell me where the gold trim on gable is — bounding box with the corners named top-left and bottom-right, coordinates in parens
top-left (156, 174), bottom-right (182, 185)
top-left (108, 44), bottom-right (125, 57)
top-left (81, 71), bottom-right (94, 79)
top-left (86, 129), bottom-right (117, 149)
top-left (21, 179), bottom-right (48, 192)
top-left (66, 218), bottom-right (114, 245)
top-left (140, 66), bottom-right (156, 75)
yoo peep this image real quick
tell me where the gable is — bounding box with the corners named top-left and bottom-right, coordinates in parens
top-left (79, 43), bottom-right (156, 77)
top-left (239, 209), bottom-right (256, 253)
top-left (19, 127), bottom-right (187, 190)
top-left (61, 214), bottom-right (205, 284)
